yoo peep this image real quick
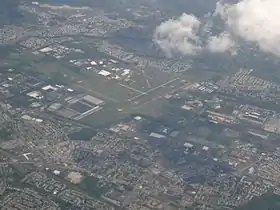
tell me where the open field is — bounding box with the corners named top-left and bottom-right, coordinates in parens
top-left (9, 38), bottom-right (221, 128)
top-left (80, 77), bottom-right (186, 127)
top-left (60, 37), bottom-right (181, 91)
top-left (235, 193), bottom-right (280, 210)
top-left (73, 73), bottom-right (138, 103)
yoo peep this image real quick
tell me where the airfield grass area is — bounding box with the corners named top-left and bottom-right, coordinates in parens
top-left (75, 71), bottom-right (138, 102)
top-left (32, 61), bottom-right (84, 78)
top-left (23, 57), bottom-right (140, 103)
top-left (61, 36), bottom-right (182, 91)
top-left (8, 39), bottom-right (224, 129)
top-left (80, 106), bottom-right (130, 128)
top-left (81, 96), bottom-right (166, 127)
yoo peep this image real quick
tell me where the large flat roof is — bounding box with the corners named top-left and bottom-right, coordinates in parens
top-left (82, 95), bottom-right (104, 106)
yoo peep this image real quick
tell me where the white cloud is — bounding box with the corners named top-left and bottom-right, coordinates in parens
top-left (153, 13), bottom-right (202, 56)
top-left (206, 32), bottom-right (236, 53)
top-left (216, 0), bottom-right (280, 56)
top-left (154, 12), bottom-right (236, 56)
top-left (154, 0), bottom-right (280, 57)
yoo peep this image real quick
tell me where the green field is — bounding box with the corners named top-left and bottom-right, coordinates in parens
top-left (80, 97), bottom-right (165, 128)
top-left (6, 36), bottom-right (223, 129)
top-left (235, 193), bottom-right (280, 210)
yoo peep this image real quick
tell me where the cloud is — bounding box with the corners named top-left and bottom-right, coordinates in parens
top-left (153, 13), bottom-right (203, 56)
top-left (206, 32), bottom-right (236, 53)
top-left (216, 0), bottom-right (280, 56)
top-left (154, 12), bottom-right (236, 56)
top-left (154, 0), bottom-right (280, 57)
